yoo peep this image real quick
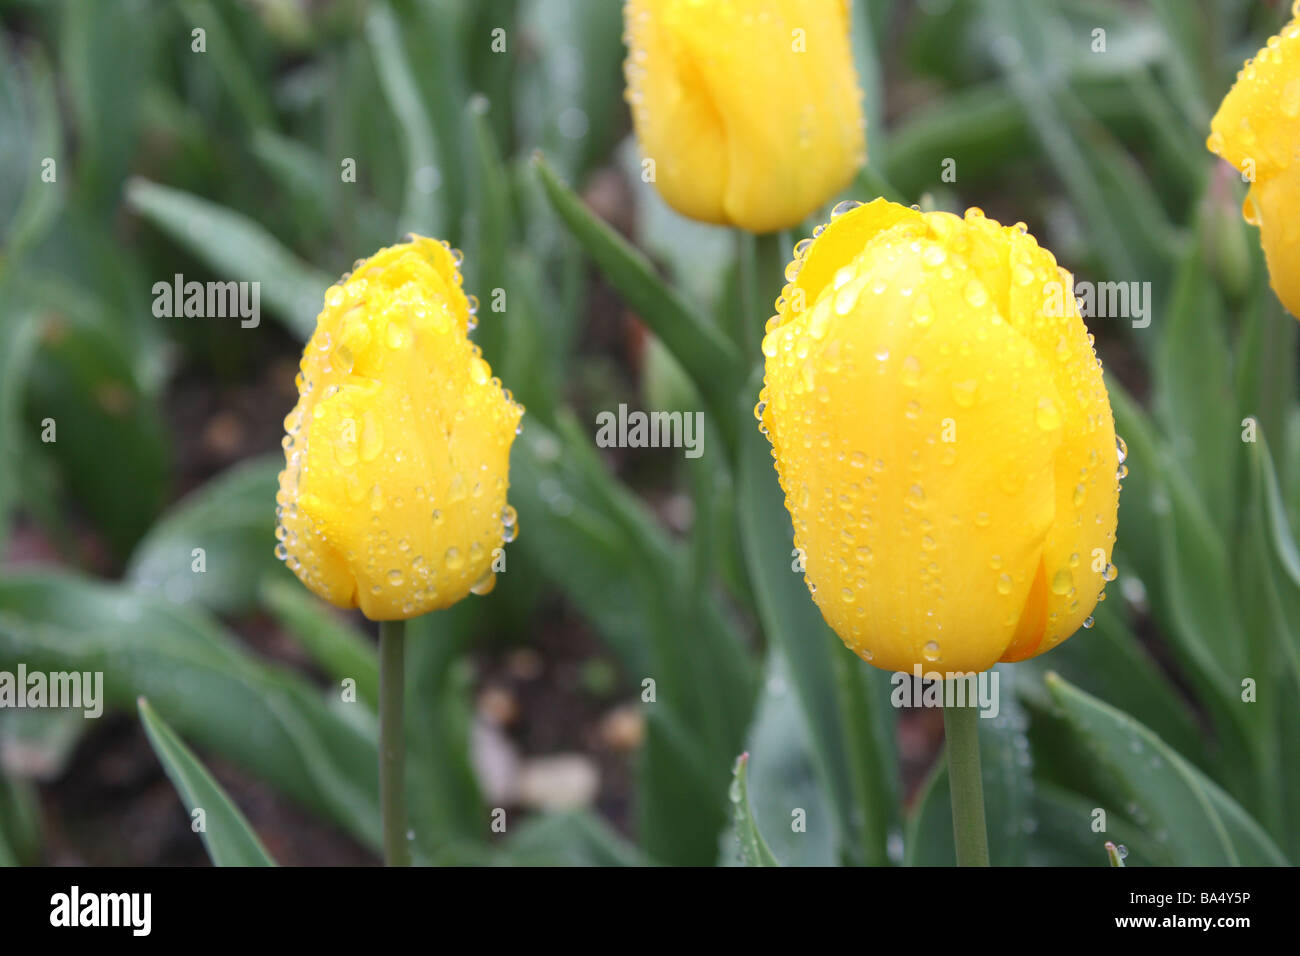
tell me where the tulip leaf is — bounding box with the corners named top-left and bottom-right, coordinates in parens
top-left (488, 811), bottom-right (647, 867)
top-left (137, 697), bottom-right (276, 867)
top-left (980, 0), bottom-right (1156, 283)
top-left (1154, 202), bottom-right (1237, 533)
top-left (0, 311), bottom-right (42, 555)
top-left (124, 177), bottom-right (331, 339)
top-left (0, 570), bottom-right (382, 852)
top-left (1015, 602), bottom-right (1203, 771)
top-left (126, 455), bottom-right (290, 614)
top-left (1045, 673), bottom-right (1289, 866)
top-left (0, 41), bottom-right (64, 259)
top-left (729, 649), bottom-right (836, 866)
top-left (1246, 438), bottom-right (1300, 687)
top-left (532, 155), bottom-right (744, 450)
top-left (1026, 783), bottom-right (1166, 867)
top-left (258, 576), bottom-right (379, 710)
top-left (509, 417), bottom-right (757, 864)
top-left (365, 3), bottom-right (445, 239)
top-left (730, 753), bottom-right (779, 867)
top-left (24, 314), bottom-right (170, 559)
top-left (0, 774), bottom-right (42, 866)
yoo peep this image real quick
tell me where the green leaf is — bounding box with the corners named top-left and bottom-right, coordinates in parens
top-left (465, 95), bottom-right (513, 369)
top-left (126, 455), bottom-right (288, 614)
top-left (259, 576), bottom-right (379, 710)
top-left (729, 753), bottom-right (779, 867)
top-left (730, 649), bottom-right (836, 866)
top-left (1045, 673), bottom-right (1288, 865)
top-left (0, 570), bottom-right (382, 851)
top-left (1246, 437), bottom-right (1300, 687)
top-left (137, 697), bottom-right (276, 867)
top-left (1154, 204), bottom-right (1237, 532)
top-left (0, 311), bottom-right (41, 554)
top-left (1016, 601), bottom-right (1203, 768)
top-left (489, 811), bottom-right (647, 867)
top-left (979, 0), bottom-right (1159, 282)
top-left (365, 2), bottom-right (444, 238)
top-left (1028, 784), bottom-right (1163, 867)
top-left (24, 315), bottom-right (169, 558)
top-left (532, 155), bottom-right (744, 451)
top-left (178, 0), bottom-right (274, 130)
top-left (124, 178), bottom-right (331, 338)
top-left (0, 773), bottom-right (42, 866)
top-left (0, 41), bottom-right (64, 261)
top-left (509, 417), bottom-right (757, 864)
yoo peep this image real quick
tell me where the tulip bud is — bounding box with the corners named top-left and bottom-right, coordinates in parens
top-left (623, 0), bottom-right (866, 233)
top-left (276, 236), bottom-right (523, 620)
top-left (758, 200), bottom-right (1121, 673)
top-left (1207, 7), bottom-right (1300, 318)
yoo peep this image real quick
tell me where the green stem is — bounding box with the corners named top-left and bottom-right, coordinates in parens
top-left (943, 691), bottom-right (989, 867)
top-left (737, 230), bottom-right (788, 361)
top-left (829, 639), bottom-right (887, 866)
top-left (379, 619), bottom-right (410, 866)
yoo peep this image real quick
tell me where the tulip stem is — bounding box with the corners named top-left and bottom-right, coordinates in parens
top-left (943, 693), bottom-right (989, 867)
top-left (738, 230), bottom-right (787, 359)
top-left (379, 618), bottom-right (410, 866)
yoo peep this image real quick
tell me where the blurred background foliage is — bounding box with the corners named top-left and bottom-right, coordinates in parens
top-left (0, 0), bottom-right (1297, 866)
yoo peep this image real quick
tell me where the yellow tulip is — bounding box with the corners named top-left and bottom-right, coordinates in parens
top-left (1207, 8), bottom-right (1300, 318)
top-left (275, 236), bottom-right (523, 621)
top-left (757, 200), bottom-right (1121, 673)
top-left (623, 0), bottom-right (865, 233)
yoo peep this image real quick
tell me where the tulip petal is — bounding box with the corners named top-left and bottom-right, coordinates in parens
top-left (625, 0), bottom-right (865, 233)
top-left (764, 223), bottom-right (1063, 672)
top-left (277, 237), bottom-right (522, 620)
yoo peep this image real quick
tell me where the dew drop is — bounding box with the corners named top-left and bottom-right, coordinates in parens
top-left (1036, 397), bottom-right (1062, 431)
top-left (964, 280), bottom-right (989, 308)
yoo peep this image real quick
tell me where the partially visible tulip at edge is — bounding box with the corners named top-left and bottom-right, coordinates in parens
top-left (623, 0), bottom-right (865, 233)
top-left (1207, 4), bottom-right (1300, 318)
top-left (758, 199), bottom-right (1122, 674)
top-left (275, 236), bottom-right (523, 621)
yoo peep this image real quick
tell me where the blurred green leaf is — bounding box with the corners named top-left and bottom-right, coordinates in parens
top-left (125, 177), bottom-right (330, 338)
top-left (533, 155), bottom-right (744, 452)
top-left (730, 650), bottom-right (836, 866)
top-left (365, 2), bottom-right (445, 238)
top-left (127, 456), bottom-right (288, 614)
top-left (179, 0), bottom-right (275, 130)
top-left (0, 773), bottom-right (41, 866)
top-left (1154, 204), bottom-right (1237, 532)
top-left (1046, 673), bottom-right (1288, 865)
top-left (0, 570), bottom-right (382, 851)
top-left (489, 810), bottom-right (647, 867)
top-left (259, 576), bottom-right (379, 709)
top-left (510, 415), bottom-right (757, 864)
top-left (60, 0), bottom-right (153, 209)
top-left (25, 316), bottom-right (169, 559)
top-left (729, 752), bottom-right (779, 867)
top-left (1017, 602), bottom-right (1202, 766)
top-left (138, 697), bottom-right (277, 867)
top-left (0, 311), bottom-right (41, 554)
top-left (1027, 782), bottom-right (1165, 867)
top-left (0, 41), bottom-right (63, 261)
